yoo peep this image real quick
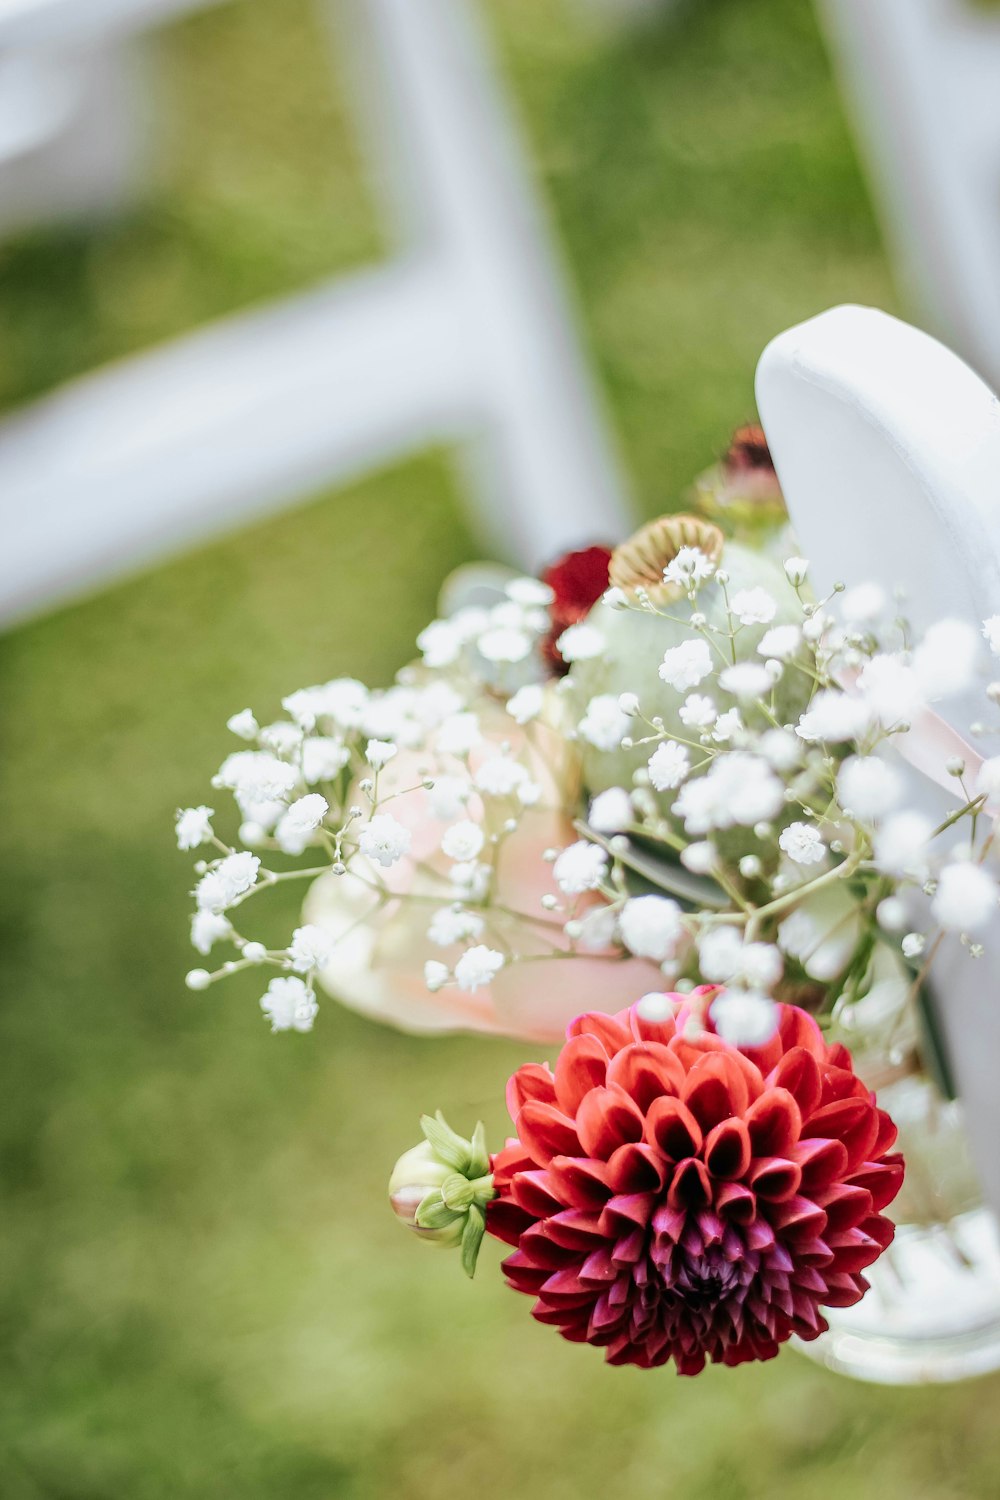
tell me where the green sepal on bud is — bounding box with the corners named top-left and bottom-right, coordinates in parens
top-left (388, 1113), bottom-right (496, 1277)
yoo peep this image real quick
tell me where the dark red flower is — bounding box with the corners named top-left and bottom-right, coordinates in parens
top-left (541, 545), bottom-right (613, 673)
top-left (487, 997), bottom-right (903, 1374)
top-left (724, 423), bottom-right (775, 477)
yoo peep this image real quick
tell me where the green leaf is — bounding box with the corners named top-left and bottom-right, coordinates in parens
top-left (419, 1112), bottom-right (471, 1173)
top-left (460, 1205), bottom-right (487, 1280)
top-left (577, 823), bottom-right (729, 910)
top-left (414, 1193), bottom-right (462, 1232)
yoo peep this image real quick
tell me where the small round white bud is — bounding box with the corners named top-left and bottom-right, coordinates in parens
top-left (715, 569), bottom-right (729, 585)
top-left (753, 823), bottom-right (773, 839)
top-left (243, 942), bottom-right (267, 962)
top-left (540, 894), bottom-right (558, 910)
top-left (543, 848), bottom-right (558, 862)
top-left (621, 736), bottom-right (634, 749)
top-left (946, 757), bottom-right (966, 777)
top-left (738, 855), bottom-right (762, 879)
top-left (239, 821), bottom-right (267, 847)
top-left (690, 612), bottom-right (706, 628)
top-left (359, 777), bottom-right (374, 794)
top-left (332, 861), bottom-right (347, 876)
top-left (987, 682), bottom-right (1000, 704)
top-left (185, 969), bottom-right (212, 991)
top-left (609, 835), bottom-right (629, 854)
top-left (764, 659), bottom-right (783, 682)
top-left (636, 992), bottom-right (674, 1022)
top-left (618, 692), bottom-right (640, 716)
top-left (194, 860), bottom-right (208, 875)
top-left (877, 896), bottom-right (907, 932)
top-left (564, 919), bottom-right (583, 939)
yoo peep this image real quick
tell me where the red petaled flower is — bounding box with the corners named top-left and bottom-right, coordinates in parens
top-left (541, 545), bottom-right (613, 673)
top-left (487, 997), bottom-right (903, 1374)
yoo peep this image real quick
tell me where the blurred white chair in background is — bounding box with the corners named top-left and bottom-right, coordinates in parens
top-left (0, 0), bottom-right (631, 627)
top-left (818, 0), bottom-right (1000, 392)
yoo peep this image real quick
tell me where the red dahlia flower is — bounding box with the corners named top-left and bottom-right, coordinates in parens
top-left (541, 544), bottom-right (613, 673)
top-left (487, 996), bottom-right (903, 1374)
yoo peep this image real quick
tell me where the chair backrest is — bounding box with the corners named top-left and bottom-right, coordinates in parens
top-left (0, 0), bottom-right (632, 626)
top-left (818, 0), bottom-right (1000, 391)
top-left (757, 303), bottom-right (1000, 1211)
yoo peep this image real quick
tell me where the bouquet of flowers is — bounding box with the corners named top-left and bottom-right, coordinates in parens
top-left (177, 429), bottom-right (1000, 1376)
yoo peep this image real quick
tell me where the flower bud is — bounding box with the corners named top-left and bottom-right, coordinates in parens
top-left (388, 1114), bottom-right (496, 1276)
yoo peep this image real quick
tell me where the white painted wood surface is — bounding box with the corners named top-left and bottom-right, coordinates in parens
top-left (756, 303), bottom-right (1000, 1213)
top-left (818, 0), bottom-right (1000, 391)
top-left (0, 0), bottom-right (631, 625)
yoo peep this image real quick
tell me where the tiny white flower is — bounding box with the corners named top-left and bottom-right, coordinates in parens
top-left (365, 738), bottom-right (398, 768)
top-left (679, 694), bottom-right (717, 729)
top-left (757, 624), bottom-right (800, 661)
top-left (659, 639), bottom-right (713, 692)
top-left (454, 945), bottom-right (505, 992)
top-left (778, 821), bottom-right (825, 866)
top-left (711, 988), bottom-right (778, 1047)
top-left (574, 905), bottom-right (618, 951)
top-left (506, 576), bottom-right (555, 606)
top-left (478, 626), bottom-right (533, 663)
top-left (876, 896), bottom-right (908, 932)
top-left (427, 906), bottom-right (485, 947)
top-left (441, 820), bottom-right (485, 862)
top-left (506, 683), bottom-right (544, 725)
top-left (474, 757), bottom-right (529, 798)
top-left (289, 924), bottom-right (335, 973)
top-left (932, 862), bottom-right (999, 933)
top-left (837, 756), bottom-right (903, 821)
top-left (358, 813), bottom-right (412, 868)
top-left (579, 694), bottom-right (632, 752)
top-left (426, 774), bottom-right (470, 821)
top-left (215, 750), bottom-right (299, 811)
top-left (663, 546), bottom-right (715, 589)
top-left (759, 728), bottom-right (801, 772)
top-left (261, 976), bottom-right (317, 1033)
top-left (873, 810), bottom-right (935, 879)
top-left (740, 942), bottom-right (783, 990)
top-left (840, 582), bottom-right (886, 625)
top-left (553, 839), bottom-right (608, 894)
top-left (436, 712), bottom-right (482, 757)
top-left (417, 618), bottom-right (463, 668)
top-left (796, 689), bottom-right (871, 744)
top-left (697, 926), bottom-right (745, 982)
top-left (227, 709), bottom-right (258, 740)
top-left (196, 852), bottom-right (260, 911)
top-left (712, 708), bottom-right (743, 743)
top-left (648, 740), bottom-right (690, 792)
top-left (901, 932), bottom-right (925, 960)
top-left (424, 960), bottom-right (450, 992)
top-left (983, 616), bottom-right (1000, 657)
top-left (449, 861), bottom-right (492, 901)
top-left (675, 753), bottom-right (783, 833)
top-left (784, 556), bottom-right (809, 586)
top-left (619, 895), bottom-right (683, 961)
top-left (589, 787), bottom-right (633, 834)
top-left (858, 654), bottom-right (924, 728)
top-left (719, 662), bottom-right (773, 701)
top-left (259, 721), bottom-right (302, 757)
top-left (556, 623), bottom-right (606, 662)
top-left (730, 587), bottom-right (777, 626)
top-left (680, 841), bottom-right (715, 875)
top-left (976, 756), bottom-right (1000, 802)
top-left (176, 805), bottom-right (214, 851)
top-left (283, 793), bottom-right (328, 832)
top-left (913, 619), bottom-right (979, 700)
top-left (190, 910), bottom-right (232, 955)
top-left (301, 736), bottom-right (350, 784)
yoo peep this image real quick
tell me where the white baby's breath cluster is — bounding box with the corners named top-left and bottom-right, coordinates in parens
top-left (178, 575), bottom-right (568, 1031)
top-left (559, 547), bottom-right (1000, 1045)
top-left (177, 530), bottom-right (1000, 1051)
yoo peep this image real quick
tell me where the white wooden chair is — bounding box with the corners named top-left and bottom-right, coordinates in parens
top-left (818, 0), bottom-right (1000, 391)
top-left (0, 0), bottom-right (632, 626)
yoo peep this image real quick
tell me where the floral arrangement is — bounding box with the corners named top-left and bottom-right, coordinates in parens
top-left (176, 429), bottom-right (1000, 1374)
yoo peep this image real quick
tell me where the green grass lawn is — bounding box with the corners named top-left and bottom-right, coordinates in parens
top-left (3, 1), bottom-right (999, 1496)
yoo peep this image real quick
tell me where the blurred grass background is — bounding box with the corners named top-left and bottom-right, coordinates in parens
top-left (2, 0), bottom-right (999, 1496)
